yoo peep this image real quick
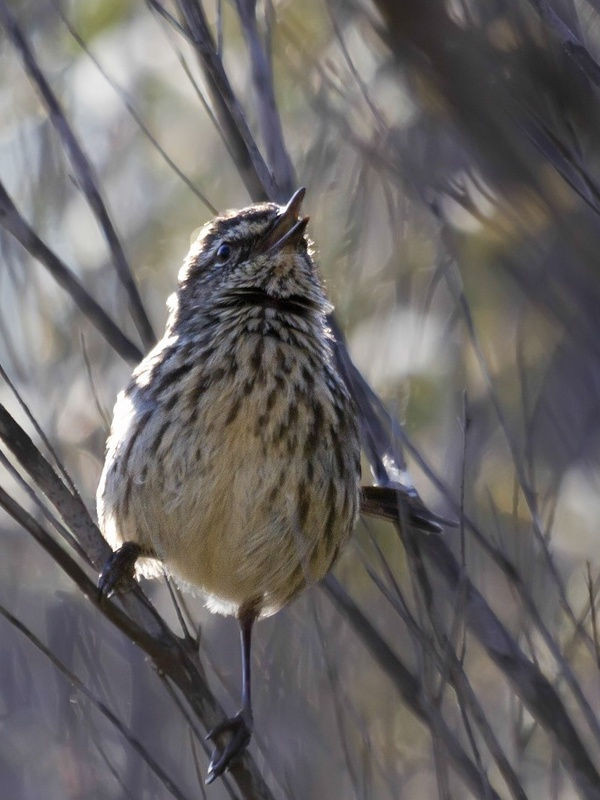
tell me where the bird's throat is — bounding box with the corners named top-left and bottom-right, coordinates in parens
top-left (217, 287), bottom-right (321, 319)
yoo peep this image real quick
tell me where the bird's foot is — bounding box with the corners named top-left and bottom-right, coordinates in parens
top-left (205, 711), bottom-right (252, 784)
top-left (97, 542), bottom-right (141, 602)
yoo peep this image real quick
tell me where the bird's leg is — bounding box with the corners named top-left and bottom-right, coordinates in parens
top-left (205, 603), bottom-right (258, 784)
top-left (97, 541), bottom-right (144, 601)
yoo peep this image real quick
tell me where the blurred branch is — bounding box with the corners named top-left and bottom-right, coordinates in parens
top-left (0, 447), bottom-right (87, 565)
top-left (0, 402), bottom-right (111, 566)
top-left (151, 0), bottom-right (278, 201)
top-left (415, 530), bottom-right (600, 800)
top-left (0, 419), bottom-right (277, 800)
top-left (386, 418), bottom-right (600, 738)
top-left (0, 603), bottom-right (191, 800)
top-left (585, 563), bottom-right (600, 669)
top-left (80, 334), bottom-right (111, 432)
top-left (450, 268), bottom-right (600, 667)
top-left (527, 0), bottom-right (600, 87)
top-left (325, 1), bottom-right (385, 128)
top-left (360, 524), bottom-right (528, 800)
top-left (148, 4), bottom-right (246, 177)
top-left (234, 0), bottom-right (296, 196)
top-left (368, 0), bottom-right (544, 189)
top-left (361, 488), bottom-right (600, 797)
top-left (439, 183), bottom-right (600, 363)
top-left (323, 575), bottom-right (504, 800)
top-left (312, 602), bottom-right (362, 797)
top-left (3, 2), bottom-right (600, 797)
top-left (53, 2), bottom-right (218, 215)
top-left (89, 726), bottom-right (138, 800)
top-left (0, 0), bottom-right (156, 351)
top-left (0, 181), bottom-right (143, 365)
top-left (0, 360), bottom-right (78, 495)
top-left (0, 483), bottom-right (156, 652)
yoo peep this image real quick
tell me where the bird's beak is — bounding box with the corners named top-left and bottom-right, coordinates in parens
top-left (257, 188), bottom-right (309, 255)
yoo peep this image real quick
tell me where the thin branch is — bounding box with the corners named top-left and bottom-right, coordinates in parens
top-left (0, 484), bottom-right (277, 800)
top-left (0, 604), bottom-right (192, 800)
top-left (357, 494), bottom-right (600, 798)
top-left (0, 360), bottom-right (79, 494)
top-left (586, 562), bottom-right (600, 670)
top-left (163, 570), bottom-right (197, 647)
top-left (413, 530), bottom-right (600, 800)
top-left (322, 575), bottom-right (504, 800)
top-left (89, 721), bottom-right (138, 800)
top-left (145, 0), bottom-right (249, 202)
top-left (0, 447), bottom-right (88, 565)
top-left (366, 547), bottom-right (528, 800)
top-left (383, 415), bottom-right (600, 753)
top-left (234, 0), bottom-right (296, 196)
top-left (0, 0), bottom-right (155, 350)
top-left (0, 180), bottom-right (143, 365)
top-left (325, 0), bottom-right (385, 129)
top-left (166, 0), bottom-right (278, 202)
top-left (0, 401), bottom-right (110, 565)
top-left (54, 2), bottom-right (218, 215)
top-left (445, 267), bottom-right (600, 747)
top-left (312, 602), bottom-right (361, 800)
top-left (189, 728), bottom-right (209, 800)
top-left (527, 0), bottom-right (600, 88)
top-left (80, 334), bottom-right (111, 433)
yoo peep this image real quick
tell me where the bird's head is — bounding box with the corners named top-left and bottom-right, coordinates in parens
top-left (170, 189), bottom-right (331, 326)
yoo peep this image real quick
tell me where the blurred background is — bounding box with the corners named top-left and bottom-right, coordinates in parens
top-left (1, 0), bottom-right (600, 797)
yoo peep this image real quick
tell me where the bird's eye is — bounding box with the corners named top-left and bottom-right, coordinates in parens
top-left (215, 243), bottom-right (232, 263)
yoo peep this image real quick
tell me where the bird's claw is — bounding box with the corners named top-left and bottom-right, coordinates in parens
top-left (97, 542), bottom-right (140, 603)
top-left (205, 712), bottom-right (252, 783)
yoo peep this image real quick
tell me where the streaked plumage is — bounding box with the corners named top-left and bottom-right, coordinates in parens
top-left (97, 192), bottom-right (361, 619)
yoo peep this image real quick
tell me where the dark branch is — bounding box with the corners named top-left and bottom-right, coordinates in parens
top-left (0, 0), bottom-right (156, 350)
top-left (0, 181), bottom-right (143, 365)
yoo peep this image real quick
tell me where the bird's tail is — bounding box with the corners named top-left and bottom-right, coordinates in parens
top-left (361, 485), bottom-right (456, 534)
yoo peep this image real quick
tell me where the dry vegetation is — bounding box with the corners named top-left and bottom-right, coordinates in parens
top-left (1, 0), bottom-right (600, 798)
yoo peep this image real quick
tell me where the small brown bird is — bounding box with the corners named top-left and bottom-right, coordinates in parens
top-left (96, 189), bottom-right (362, 781)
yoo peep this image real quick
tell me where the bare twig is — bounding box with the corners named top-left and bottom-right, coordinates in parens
top-left (0, 604), bottom-right (191, 800)
top-left (325, 1), bottom-right (385, 129)
top-left (444, 268), bottom-right (600, 749)
top-left (413, 531), bottom-right (600, 800)
top-left (234, 0), bottom-right (296, 196)
top-left (586, 562), bottom-right (600, 670)
top-left (80, 334), bottom-right (111, 432)
top-left (0, 360), bottom-right (79, 494)
top-left (0, 484), bottom-right (276, 800)
top-left (361, 540), bottom-right (528, 800)
top-left (0, 0), bottom-right (156, 350)
top-left (387, 416), bottom-right (600, 752)
top-left (0, 401), bottom-right (110, 565)
top-left (527, 0), bottom-right (600, 88)
top-left (312, 602), bottom-right (361, 799)
top-left (165, 0), bottom-right (278, 201)
top-left (53, 2), bottom-right (218, 215)
top-left (0, 181), bottom-right (143, 365)
top-left (358, 493), bottom-right (600, 798)
top-left (323, 576), bottom-right (504, 800)
top-left (0, 447), bottom-right (88, 564)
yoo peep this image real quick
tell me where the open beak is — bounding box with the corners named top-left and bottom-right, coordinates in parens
top-left (256, 188), bottom-right (309, 255)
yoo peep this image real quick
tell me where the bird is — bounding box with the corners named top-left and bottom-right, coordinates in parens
top-left (95, 187), bottom-right (449, 781)
top-left (96, 188), bottom-right (363, 782)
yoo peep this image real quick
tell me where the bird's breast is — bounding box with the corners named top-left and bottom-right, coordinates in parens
top-left (100, 319), bottom-right (361, 615)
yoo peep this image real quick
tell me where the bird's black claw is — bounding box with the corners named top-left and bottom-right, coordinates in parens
top-left (97, 542), bottom-right (141, 603)
top-left (205, 712), bottom-right (252, 784)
